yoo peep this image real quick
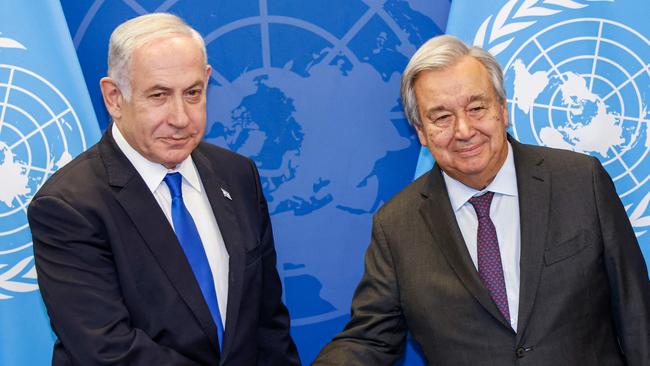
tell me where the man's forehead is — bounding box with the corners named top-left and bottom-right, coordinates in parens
top-left (128, 36), bottom-right (207, 89)
top-left (423, 93), bottom-right (491, 114)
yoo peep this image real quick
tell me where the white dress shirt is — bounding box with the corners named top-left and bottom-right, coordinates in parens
top-left (442, 142), bottom-right (521, 331)
top-left (112, 124), bottom-right (229, 325)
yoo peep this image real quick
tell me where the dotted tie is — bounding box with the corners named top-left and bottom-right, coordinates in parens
top-left (468, 191), bottom-right (511, 324)
top-left (164, 173), bottom-right (224, 350)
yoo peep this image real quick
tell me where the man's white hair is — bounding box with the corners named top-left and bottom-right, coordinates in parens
top-left (400, 35), bottom-right (506, 128)
top-left (107, 13), bottom-right (207, 100)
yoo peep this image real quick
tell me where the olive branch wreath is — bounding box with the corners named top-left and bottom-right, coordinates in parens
top-left (0, 256), bottom-right (38, 300)
top-left (473, 0), bottom-right (589, 55)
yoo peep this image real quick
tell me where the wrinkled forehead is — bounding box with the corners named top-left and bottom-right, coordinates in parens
top-left (128, 36), bottom-right (208, 90)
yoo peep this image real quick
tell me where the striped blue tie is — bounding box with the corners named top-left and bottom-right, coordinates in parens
top-left (164, 172), bottom-right (224, 350)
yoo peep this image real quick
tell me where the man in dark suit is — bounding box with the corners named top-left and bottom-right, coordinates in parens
top-left (28, 13), bottom-right (299, 365)
top-left (313, 35), bottom-right (649, 365)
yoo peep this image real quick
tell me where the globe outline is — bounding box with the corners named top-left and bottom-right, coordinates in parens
top-left (504, 18), bottom-right (649, 198)
top-left (201, 7), bottom-right (411, 326)
top-left (69, 0), bottom-right (432, 327)
top-left (0, 64), bottom-right (87, 264)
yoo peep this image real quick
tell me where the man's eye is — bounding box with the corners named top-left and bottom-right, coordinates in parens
top-left (150, 92), bottom-right (165, 99)
top-left (186, 89), bottom-right (203, 99)
top-left (434, 114), bottom-right (452, 125)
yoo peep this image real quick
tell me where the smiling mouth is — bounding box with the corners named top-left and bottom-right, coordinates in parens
top-left (455, 143), bottom-right (483, 157)
top-left (161, 136), bottom-right (192, 145)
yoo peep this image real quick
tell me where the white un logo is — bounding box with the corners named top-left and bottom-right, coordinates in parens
top-left (0, 37), bottom-right (90, 300)
top-left (504, 18), bottom-right (650, 199)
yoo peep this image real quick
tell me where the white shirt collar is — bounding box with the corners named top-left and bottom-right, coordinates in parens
top-left (443, 142), bottom-right (518, 211)
top-left (111, 123), bottom-right (202, 194)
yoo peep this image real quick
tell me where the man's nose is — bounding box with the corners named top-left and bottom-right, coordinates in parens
top-left (169, 96), bottom-right (190, 127)
top-left (454, 112), bottom-right (475, 139)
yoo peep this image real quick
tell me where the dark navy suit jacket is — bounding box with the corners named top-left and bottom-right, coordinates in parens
top-left (29, 128), bottom-right (300, 365)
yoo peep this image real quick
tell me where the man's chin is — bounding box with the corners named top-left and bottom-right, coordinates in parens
top-left (151, 150), bottom-right (194, 169)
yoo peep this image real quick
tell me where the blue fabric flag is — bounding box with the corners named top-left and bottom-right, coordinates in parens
top-left (0, 1), bottom-right (101, 364)
top-left (415, 0), bottom-right (650, 267)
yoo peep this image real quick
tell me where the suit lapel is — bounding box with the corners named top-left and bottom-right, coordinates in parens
top-left (511, 140), bottom-right (550, 341)
top-left (419, 167), bottom-right (512, 329)
top-left (192, 148), bottom-right (246, 359)
top-left (98, 131), bottom-right (220, 351)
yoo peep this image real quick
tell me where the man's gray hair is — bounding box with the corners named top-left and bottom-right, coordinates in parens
top-left (400, 35), bottom-right (506, 128)
top-left (107, 13), bottom-right (207, 100)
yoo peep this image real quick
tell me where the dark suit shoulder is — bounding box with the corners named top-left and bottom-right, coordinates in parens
top-left (514, 142), bottom-right (600, 175)
top-left (195, 142), bottom-right (257, 178)
top-left (374, 170), bottom-right (432, 222)
top-left (196, 141), bottom-right (251, 164)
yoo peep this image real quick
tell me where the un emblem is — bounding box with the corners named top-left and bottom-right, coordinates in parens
top-left (505, 18), bottom-right (649, 199)
top-left (0, 36), bottom-right (91, 300)
top-left (474, 1), bottom-right (650, 239)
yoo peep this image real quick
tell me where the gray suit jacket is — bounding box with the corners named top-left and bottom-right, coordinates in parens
top-left (314, 139), bottom-right (649, 365)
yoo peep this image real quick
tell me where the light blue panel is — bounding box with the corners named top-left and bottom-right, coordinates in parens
top-left (0, 0), bottom-right (101, 364)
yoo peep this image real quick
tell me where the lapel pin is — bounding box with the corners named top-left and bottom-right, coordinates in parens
top-left (221, 187), bottom-right (232, 200)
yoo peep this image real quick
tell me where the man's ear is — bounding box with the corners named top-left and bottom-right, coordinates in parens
top-left (500, 101), bottom-right (509, 129)
top-left (100, 77), bottom-right (124, 120)
top-left (415, 124), bottom-right (428, 146)
top-left (205, 64), bottom-right (212, 83)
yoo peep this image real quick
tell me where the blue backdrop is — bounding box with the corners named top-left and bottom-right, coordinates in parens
top-left (2, 1), bottom-right (647, 365)
top-left (58, 1), bottom-right (451, 364)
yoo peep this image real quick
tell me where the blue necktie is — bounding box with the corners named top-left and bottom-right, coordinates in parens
top-left (164, 172), bottom-right (224, 350)
top-left (468, 191), bottom-right (511, 324)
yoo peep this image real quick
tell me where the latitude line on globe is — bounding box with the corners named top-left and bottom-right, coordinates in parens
top-left (9, 108), bottom-right (71, 150)
top-left (620, 116), bottom-right (650, 124)
top-left (602, 63), bottom-right (650, 102)
top-left (608, 146), bottom-right (640, 185)
top-left (11, 194), bottom-right (28, 215)
top-left (588, 21), bottom-right (604, 93)
top-left (122, 0), bottom-right (148, 16)
top-left (320, 5), bottom-right (377, 67)
top-left (0, 241), bottom-right (33, 256)
top-left (375, 5), bottom-right (415, 55)
top-left (0, 67), bottom-right (15, 135)
top-left (203, 16), bottom-right (361, 65)
top-left (202, 15), bottom-right (358, 86)
top-left (16, 163), bottom-right (49, 174)
top-left (532, 38), bottom-right (566, 83)
top-left (154, 0), bottom-right (179, 13)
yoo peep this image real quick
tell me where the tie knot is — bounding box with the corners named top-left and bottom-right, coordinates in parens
top-left (164, 172), bottom-right (183, 199)
top-left (468, 191), bottom-right (494, 219)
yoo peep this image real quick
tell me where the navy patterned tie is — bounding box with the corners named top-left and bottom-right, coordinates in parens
top-left (164, 172), bottom-right (224, 350)
top-left (468, 191), bottom-right (511, 324)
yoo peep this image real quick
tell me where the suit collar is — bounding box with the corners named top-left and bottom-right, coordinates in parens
top-left (98, 128), bottom-right (222, 355)
top-left (418, 165), bottom-right (513, 330)
top-left (111, 123), bottom-right (203, 193)
top-left (418, 136), bottom-right (549, 333)
top-left (509, 137), bottom-right (550, 341)
top-left (190, 146), bottom-right (247, 360)
top-left (443, 142), bottom-right (518, 211)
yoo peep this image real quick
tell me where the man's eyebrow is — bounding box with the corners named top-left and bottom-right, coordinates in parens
top-left (467, 93), bottom-right (488, 103)
top-left (184, 81), bottom-right (204, 91)
top-left (424, 105), bottom-right (450, 116)
top-left (143, 85), bottom-right (172, 94)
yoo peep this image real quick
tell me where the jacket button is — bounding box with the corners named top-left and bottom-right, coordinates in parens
top-left (516, 347), bottom-right (526, 358)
